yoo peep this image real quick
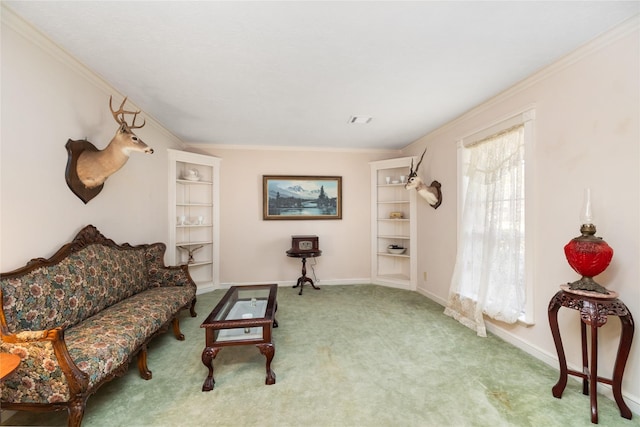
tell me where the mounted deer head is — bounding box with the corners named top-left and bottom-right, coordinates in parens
top-left (65, 96), bottom-right (154, 203)
top-left (77, 96), bottom-right (153, 188)
top-left (405, 148), bottom-right (442, 209)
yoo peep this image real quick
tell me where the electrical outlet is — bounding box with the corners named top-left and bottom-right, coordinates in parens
top-left (423, 271), bottom-right (427, 281)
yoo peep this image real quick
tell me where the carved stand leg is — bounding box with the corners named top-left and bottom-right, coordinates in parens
top-left (588, 319), bottom-right (599, 423)
top-left (581, 321), bottom-right (588, 396)
top-left (257, 343), bottom-right (276, 385)
top-left (292, 257), bottom-right (320, 295)
top-left (201, 347), bottom-right (221, 391)
top-left (612, 313), bottom-right (634, 420)
top-left (548, 298), bottom-right (568, 398)
top-left (582, 301), bottom-right (634, 422)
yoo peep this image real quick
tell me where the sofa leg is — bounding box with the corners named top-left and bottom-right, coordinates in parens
top-left (137, 346), bottom-right (152, 380)
top-left (172, 317), bottom-right (186, 340)
top-left (190, 297), bottom-right (197, 317)
top-left (67, 398), bottom-right (86, 427)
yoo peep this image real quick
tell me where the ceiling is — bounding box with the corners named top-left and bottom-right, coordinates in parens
top-left (5, 1), bottom-right (639, 150)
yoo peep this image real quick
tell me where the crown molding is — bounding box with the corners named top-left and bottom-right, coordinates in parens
top-left (1, 3), bottom-right (185, 146)
top-left (186, 142), bottom-right (401, 154)
top-left (405, 13), bottom-right (640, 150)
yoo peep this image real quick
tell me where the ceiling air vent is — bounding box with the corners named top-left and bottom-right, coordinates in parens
top-left (348, 116), bottom-right (372, 124)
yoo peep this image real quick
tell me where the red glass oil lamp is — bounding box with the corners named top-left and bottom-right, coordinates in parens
top-left (563, 189), bottom-right (613, 294)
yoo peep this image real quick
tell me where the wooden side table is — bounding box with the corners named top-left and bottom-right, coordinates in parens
top-left (548, 290), bottom-right (634, 424)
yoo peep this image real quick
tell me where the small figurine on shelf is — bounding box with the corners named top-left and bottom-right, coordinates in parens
top-left (178, 245), bottom-right (203, 264)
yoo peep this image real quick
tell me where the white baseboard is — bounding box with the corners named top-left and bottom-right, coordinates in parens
top-left (195, 282), bottom-right (216, 295)
top-left (216, 278), bottom-right (371, 291)
top-left (416, 286), bottom-right (447, 306)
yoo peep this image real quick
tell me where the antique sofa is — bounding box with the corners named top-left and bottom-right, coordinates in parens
top-left (0, 225), bottom-right (197, 426)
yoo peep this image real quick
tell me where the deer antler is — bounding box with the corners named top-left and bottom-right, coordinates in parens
top-left (415, 148), bottom-right (426, 172)
top-left (109, 95), bottom-right (146, 129)
top-left (409, 148), bottom-right (427, 177)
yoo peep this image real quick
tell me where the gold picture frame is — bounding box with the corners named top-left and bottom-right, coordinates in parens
top-left (263, 175), bottom-right (342, 220)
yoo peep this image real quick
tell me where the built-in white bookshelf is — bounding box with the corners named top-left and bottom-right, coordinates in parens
top-left (168, 149), bottom-right (221, 293)
top-left (370, 157), bottom-right (417, 290)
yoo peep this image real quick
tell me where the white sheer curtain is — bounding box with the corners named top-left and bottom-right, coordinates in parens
top-left (444, 124), bottom-right (525, 337)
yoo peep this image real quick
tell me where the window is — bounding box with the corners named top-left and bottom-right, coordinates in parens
top-left (444, 108), bottom-right (535, 336)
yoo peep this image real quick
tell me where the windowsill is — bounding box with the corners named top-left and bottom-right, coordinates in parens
top-left (517, 313), bottom-right (535, 326)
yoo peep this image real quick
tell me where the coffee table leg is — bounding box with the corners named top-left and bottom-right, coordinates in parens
top-left (201, 347), bottom-right (220, 391)
top-left (257, 343), bottom-right (276, 385)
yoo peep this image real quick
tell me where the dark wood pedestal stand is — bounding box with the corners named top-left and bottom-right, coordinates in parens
top-left (548, 289), bottom-right (634, 424)
top-left (287, 251), bottom-right (321, 295)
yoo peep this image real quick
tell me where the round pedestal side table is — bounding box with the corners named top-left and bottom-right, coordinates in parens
top-left (286, 250), bottom-right (322, 295)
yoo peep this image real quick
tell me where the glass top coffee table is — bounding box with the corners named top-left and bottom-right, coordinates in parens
top-left (200, 283), bottom-right (278, 391)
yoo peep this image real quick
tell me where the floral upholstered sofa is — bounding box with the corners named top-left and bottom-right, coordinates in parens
top-left (0, 225), bottom-right (197, 427)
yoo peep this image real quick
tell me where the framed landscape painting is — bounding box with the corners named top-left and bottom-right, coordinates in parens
top-left (263, 175), bottom-right (342, 220)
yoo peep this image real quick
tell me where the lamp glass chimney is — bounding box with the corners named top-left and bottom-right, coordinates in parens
top-left (580, 188), bottom-right (593, 225)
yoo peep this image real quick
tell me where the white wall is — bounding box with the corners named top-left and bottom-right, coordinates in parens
top-left (1, 9), bottom-right (185, 271)
top-left (406, 18), bottom-right (640, 413)
top-left (186, 145), bottom-right (393, 286)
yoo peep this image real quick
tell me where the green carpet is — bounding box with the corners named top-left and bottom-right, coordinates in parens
top-left (2, 284), bottom-right (638, 426)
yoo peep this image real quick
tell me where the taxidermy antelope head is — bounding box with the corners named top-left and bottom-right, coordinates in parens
top-left (405, 148), bottom-right (442, 209)
top-left (75, 96), bottom-right (154, 189)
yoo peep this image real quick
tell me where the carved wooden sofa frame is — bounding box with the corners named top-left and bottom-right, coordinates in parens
top-left (0, 225), bottom-right (197, 426)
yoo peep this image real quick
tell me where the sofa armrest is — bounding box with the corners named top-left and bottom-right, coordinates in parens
top-left (145, 243), bottom-right (197, 289)
top-left (6, 329), bottom-right (57, 343)
top-left (161, 265), bottom-right (195, 287)
top-left (148, 264), bottom-right (197, 288)
top-left (1, 328), bottom-right (89, 404)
